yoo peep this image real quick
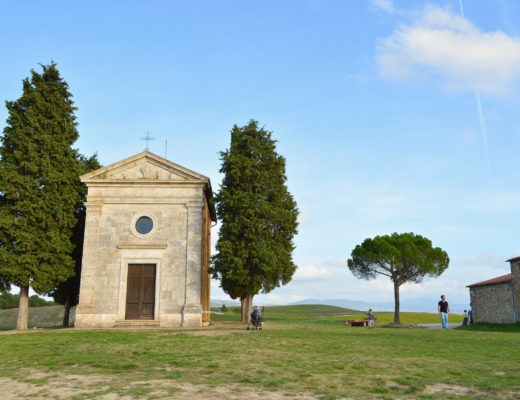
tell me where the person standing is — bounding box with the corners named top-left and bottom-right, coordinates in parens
top-left (438, 295), bottom-right (450, 329)
top-left (367, 309), bottom-right (375, 328)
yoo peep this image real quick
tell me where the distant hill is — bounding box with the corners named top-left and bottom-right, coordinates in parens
top-left (290, 298), bottom-right (392, 311)
top-left (290, 298), bottom-right (469, 313)
top-left (210, 299), bottom-right (240, 308)
top-left (264, 304), bottom-right (359, 315)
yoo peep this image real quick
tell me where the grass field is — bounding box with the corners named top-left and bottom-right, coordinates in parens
top-left (0, 305), bottom-right (519, 399)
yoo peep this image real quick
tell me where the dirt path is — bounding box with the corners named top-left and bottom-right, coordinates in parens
top-left (1, 372), bottom-right (320, 400)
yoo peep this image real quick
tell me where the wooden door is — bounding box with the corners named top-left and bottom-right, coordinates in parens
top-left (125, 264), bottom-right (156, 320)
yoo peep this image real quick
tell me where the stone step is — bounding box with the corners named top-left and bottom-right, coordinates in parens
top-left (114, 320), bottom-right (161, 328)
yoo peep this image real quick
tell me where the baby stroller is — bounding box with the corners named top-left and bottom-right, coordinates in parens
top-left (247, 307), bottom-right (263, 330)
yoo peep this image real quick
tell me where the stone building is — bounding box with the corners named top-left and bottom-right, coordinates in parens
top-left (466, 256), bottom-right (520, 323)
top-left (75, 151), bottom-right (216, 328)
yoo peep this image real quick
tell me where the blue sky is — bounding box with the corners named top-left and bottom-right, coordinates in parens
top-left (1, 0), bottom-right (520, 311)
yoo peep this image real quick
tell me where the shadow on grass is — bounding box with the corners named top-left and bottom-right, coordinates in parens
top-left (456, 322), bottom-right (520, 333)
top-left (0, 326), bottom-right (15, 331)
top-left (380, 323), bottom-right (420, 329)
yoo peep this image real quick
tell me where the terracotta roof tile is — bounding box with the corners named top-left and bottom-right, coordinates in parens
top-left (466, 273), bottom-right (512, 288)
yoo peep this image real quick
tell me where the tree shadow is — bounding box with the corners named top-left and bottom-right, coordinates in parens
top-left (456, 322), bottom-right (520, 333)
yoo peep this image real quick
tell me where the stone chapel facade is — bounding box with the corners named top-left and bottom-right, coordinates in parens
top-left (466, 256), bottom-right (520, 324)
top-left (75, 151), bottom-right (215, 328)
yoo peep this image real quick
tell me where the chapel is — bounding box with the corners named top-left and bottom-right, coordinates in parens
top-left (74, 151), bottom-right (215, 328)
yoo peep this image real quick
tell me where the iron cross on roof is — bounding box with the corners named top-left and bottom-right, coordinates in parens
top-left (141, 132), bottom-right (154, 151)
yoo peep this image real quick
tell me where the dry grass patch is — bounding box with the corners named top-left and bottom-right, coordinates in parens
top-left (1, 370), bottom-right (320, 400)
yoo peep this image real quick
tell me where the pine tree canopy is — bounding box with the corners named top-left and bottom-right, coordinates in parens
top-left (211, 120), bottom-right (299, 299)
top-left (347, 232), bottom-right (449, 324)
top-left (0, 63), bottom-right (82, 293)
top-left (347, 233), bottom-right (449, 285)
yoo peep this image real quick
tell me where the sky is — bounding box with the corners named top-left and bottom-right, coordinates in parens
top-left (1, 0), bottom-right (520, 312)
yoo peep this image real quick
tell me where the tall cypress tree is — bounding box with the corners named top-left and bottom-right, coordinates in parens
top-left (49, 154), bottom-right (101, 327)
top-left (0, 63), bottom-right (82, 330)
top-left (211, 120), bottom-right (299, 322)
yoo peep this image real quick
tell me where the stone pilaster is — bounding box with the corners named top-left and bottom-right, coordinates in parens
top-left (182, 201), bottom-right (204, 327)
top-left (509, 257), bottom-right (520, 322)
top-left (75, 203), bottom-right (102, 327)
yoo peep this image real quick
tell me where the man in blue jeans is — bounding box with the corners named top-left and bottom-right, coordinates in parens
top-left (438, 294), bottom-right (450, 329)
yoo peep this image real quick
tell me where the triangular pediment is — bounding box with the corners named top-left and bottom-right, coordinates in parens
top-left (80, 151), bottom-right (210, 183)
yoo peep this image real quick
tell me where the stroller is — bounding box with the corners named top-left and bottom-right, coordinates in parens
top-left (247, 307), bottom-right (263, 330)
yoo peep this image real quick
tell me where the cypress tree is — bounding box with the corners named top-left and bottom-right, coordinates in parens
top-left (0, 63), bottom-right (82, 330)
top-left (211, 120), bottom-right (299, 322)
top-left (49, 154), bottom-right (101, 327)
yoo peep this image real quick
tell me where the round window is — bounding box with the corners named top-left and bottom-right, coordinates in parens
top-left (135, 216), bottom-right (153, 234)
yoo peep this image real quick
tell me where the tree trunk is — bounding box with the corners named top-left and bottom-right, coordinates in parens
top-left (62, 294), bottom-right (72, 327)
top-left (240, 294), bottom-right (254, 323)
top-left (393, 280), bottom-right (401, 324)
top-left (240, 296), bottom-right (246, 323)
top-left (17, 285), bottom-right (30, 330)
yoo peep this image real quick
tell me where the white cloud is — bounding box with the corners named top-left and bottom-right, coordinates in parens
top-left (297, 208), bottom-right (312, 226)
top-left (371, 0), bottom-right (395, 14)
top-left (255, 292), bottom-right (306, 305)
top-left (377, 4), bottom-right (520, 95)
top-left (294, 264), bottom-right (331, 280)
top-left (325, 258), bottom-right (346, 268)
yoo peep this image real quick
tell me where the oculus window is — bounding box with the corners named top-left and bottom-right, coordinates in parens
top-left (135, 216), bottom-right (154, 235)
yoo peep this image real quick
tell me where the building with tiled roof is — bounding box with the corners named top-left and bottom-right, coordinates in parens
top-left (466, 257), bottom-right (520, 324)
top-left (467, 274), bottom-right (512, 288)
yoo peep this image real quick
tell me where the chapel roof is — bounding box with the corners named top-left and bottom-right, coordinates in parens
top-left (466, 273), bottom-right (512, 288)
top-left (81, 151), bottom-right (211, 183)
top-left (80, 150), bottom-right (216, 221)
